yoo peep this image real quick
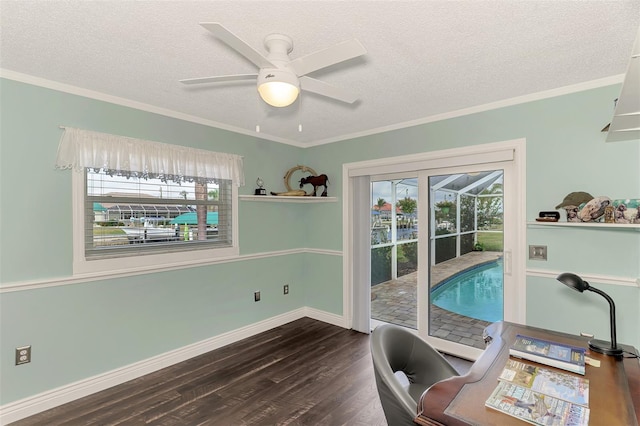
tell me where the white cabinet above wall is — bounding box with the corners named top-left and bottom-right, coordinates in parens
top-left (605, 26), bottom-right (640, 143)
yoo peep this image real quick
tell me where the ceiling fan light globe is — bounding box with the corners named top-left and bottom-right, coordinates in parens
top-left (257, 68), bottom-right (300, 107)
top-left (258, 81), bottom-right (299, 107)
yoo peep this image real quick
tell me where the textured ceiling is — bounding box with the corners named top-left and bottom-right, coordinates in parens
top-left (1, 1), bottom-right (639, 146)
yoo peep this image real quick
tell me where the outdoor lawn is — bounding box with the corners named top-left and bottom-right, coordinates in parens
top-left (476, 231), bottom-right (503, 251)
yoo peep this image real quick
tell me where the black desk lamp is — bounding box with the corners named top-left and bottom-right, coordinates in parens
top-left (556, 272), bottom-right (623, 356)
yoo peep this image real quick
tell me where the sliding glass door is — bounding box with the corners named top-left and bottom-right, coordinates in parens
top-left (423, 170), bottom-right (505, 353)
top-left (417, 161), bottom-right (521, 359)
top-left (349, 140), bottom-right (525, 360)
top-left (369, 169), bottom-right (508, 358)
top-left (370, 175), bottom-right (418, 330)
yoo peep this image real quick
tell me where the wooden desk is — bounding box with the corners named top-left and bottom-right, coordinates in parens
top-left (415, 321), bottom-right (640, 426)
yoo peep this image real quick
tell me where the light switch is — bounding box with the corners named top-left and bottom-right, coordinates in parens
top-left (528, 245), bottom-right (547, 261)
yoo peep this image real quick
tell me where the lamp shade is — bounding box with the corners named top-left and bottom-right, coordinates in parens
top-left (257, 68), bottom-right (299, 107)
top-left (556, 272), bottom-right (590, 292)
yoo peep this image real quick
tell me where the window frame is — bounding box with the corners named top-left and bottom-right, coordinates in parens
top-left (71, 170), bottom-right (239, 276)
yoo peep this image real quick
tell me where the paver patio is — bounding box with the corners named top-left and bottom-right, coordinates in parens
top-left (371, 251), bottom-right (502, 349)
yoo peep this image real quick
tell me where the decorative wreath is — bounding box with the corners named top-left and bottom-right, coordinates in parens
top-left (283, 165), bottom-right (318, 192)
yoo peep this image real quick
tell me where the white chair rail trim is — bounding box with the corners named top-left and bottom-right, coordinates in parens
top-left (526, 268), bottom-right (639, 287)
top-left (0, 248), bottom-right (343, 293)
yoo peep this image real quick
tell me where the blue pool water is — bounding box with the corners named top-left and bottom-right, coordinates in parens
top-left (431, 260), bottom-right (503, 322)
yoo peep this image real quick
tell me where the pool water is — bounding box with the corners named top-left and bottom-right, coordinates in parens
top-left (431, 260), bottom-right (503, 322)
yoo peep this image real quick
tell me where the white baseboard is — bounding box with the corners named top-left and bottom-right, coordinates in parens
top-left (303, 306), bottom-right (347, 328)
top-left (0, 308), bottom-right (346, 425)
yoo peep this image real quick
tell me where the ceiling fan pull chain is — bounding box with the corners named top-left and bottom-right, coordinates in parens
top-left (297, 92), bottom-right (302, 132)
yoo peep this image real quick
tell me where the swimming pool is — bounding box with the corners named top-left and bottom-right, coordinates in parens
top-left (431, 260), bottom-right (503, 322)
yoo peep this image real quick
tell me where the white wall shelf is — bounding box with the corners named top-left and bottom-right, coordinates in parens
top-left (527, 221), bottom-right (640, 231)
top-left (239, 195), bottom-right (337, 203)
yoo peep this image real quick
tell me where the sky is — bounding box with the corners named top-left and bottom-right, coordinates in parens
top-left (371, 178), bottom-right (418, 206)
top-left (88, 172), bottom-right (217, 200)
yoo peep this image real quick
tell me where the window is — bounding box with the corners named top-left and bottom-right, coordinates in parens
top-left (57, 127), bottom-right (243, 275)
top-left (85, 170), bottom-right (233, 259)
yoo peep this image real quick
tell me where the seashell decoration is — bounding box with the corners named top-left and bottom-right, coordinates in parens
top-left (577, 196), bottom-right (611, 222)
top-left (556, 194), bottom-right (639, 223)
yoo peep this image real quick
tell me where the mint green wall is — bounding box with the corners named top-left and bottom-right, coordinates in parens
top-left (303, 85), bottom-right (640, 349)
top-left (0, 79), bottom-right (313, 404)
top-left (0, 256), bottom-right (305, 402)
top-left (1, 78), bottom-right (639, 406)
top-left (0, 79), bottom-right (307, 283)
top-left (526, 275), bottom-right (639, 345)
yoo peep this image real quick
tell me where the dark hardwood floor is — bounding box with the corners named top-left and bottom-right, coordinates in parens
top-left (10, 318), bottom-right (472, 426)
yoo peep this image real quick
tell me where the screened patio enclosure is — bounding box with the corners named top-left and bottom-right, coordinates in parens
top-left (371, 170), bottom-right (504, 283)
top-left (96, 203), bottom-right (196, 225)
top-left (370, 170), bottom-right (505, 341)
top-left (430, 170), bottom-right (504, 266)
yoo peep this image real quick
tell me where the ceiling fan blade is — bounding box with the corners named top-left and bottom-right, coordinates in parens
top-left (179, 74), bottom-right (257, 85)
top-left (289, 39), bottom-right (366, 76)
top-left (199, 22), bottom-right (276, 69)
top-left (299, 76), bottom-right (359, 104)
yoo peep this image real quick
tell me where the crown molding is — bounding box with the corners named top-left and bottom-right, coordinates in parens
top-left (1, 69), bottom-right (623, 148)
top-left (0, 69), bottom-right (306, 148)
top-left (306, 74), bottom-right (625, 147)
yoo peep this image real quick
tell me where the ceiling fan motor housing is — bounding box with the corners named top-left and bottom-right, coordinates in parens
top-left (264, 33), bottom-right (294, 59)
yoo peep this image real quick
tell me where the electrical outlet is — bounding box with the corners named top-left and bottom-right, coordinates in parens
top-left (15, 346), bottom-right (31, 365)
top-left (254, 291), bottom-right (261, 302)
top-left (284, 284), bottom-right (289, 295)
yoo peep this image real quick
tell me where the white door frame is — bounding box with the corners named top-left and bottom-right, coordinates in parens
top-left (342, 139), bottom-right (526, 359)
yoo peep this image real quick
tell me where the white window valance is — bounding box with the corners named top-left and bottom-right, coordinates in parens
top-left (55, 127), bottom-right (245, 186)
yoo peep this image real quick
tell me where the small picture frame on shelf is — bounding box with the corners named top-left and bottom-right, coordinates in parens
top-left (612, 199), bottom-right (640, 224)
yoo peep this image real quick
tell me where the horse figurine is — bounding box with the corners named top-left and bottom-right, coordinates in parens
top-left (299, 174), bottom-right (329, 197)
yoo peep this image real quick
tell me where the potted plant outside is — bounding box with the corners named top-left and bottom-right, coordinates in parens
top-left (436, 200), bottom-right (455, 215)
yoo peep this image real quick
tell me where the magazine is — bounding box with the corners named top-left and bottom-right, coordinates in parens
top-left (510, 334), bottom-right (586, 375)
top-left (485, 381), bottom-right (590, 426)
top-left (498, 359), bottom-right (589, 407)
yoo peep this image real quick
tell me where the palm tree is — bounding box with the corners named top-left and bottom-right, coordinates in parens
top-left (373, 197), bottom-right (388, 225)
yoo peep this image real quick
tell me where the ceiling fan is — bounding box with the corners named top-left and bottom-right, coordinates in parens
top-left (180, 23), bottom-right (367, 107)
